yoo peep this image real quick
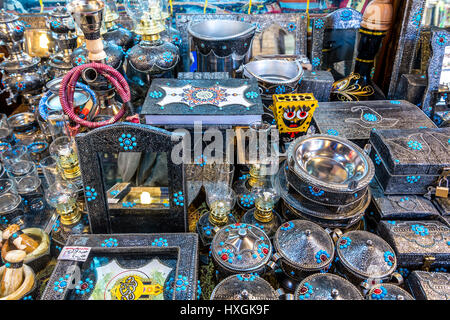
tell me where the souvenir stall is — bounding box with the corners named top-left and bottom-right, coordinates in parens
top-left (0, 0), bottom-right (448, 301)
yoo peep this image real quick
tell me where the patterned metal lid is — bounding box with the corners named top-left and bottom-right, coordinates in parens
top-left (336, 231), bottom-right (397, 279)
top-left (294, 273), bottom-right (363, 300)
top-left (211, 223), bottom-right (272, 273)
top-left (273, 220), bottom-right (334, 271)
top-left (367, 284), bottom-right (414, 300)
top-left (210, 274), bottom-right (278, 300)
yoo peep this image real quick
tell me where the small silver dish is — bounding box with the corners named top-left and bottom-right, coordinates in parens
top-left (242, 59), bottom-right (303, 99)
top-left (287, 134), bottom-right (374, 206)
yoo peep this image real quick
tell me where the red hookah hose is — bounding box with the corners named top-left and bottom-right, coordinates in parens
top-left (59, 62), bottom-right (131, 129)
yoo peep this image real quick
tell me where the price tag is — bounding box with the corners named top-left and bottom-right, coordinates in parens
top-left (58, 246), bottom-right (91, 262)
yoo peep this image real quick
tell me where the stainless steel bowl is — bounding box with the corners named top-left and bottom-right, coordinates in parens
top-left (242, 59), bottom-right (303, 99)
top-left (286, 135), bottom-right (374, 206)
top-left (188, 20), bottom-right (256, 41)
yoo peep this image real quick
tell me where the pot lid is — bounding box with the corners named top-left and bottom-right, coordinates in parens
top-left (0, 56), bottom-right (40, 73)
top-left (211, 223), bottom-right (272, 273)
top-left (336, 230), bottom-right (397, 279)
top-left (294, 273), bottom-right (363, 300)
top-left (49, 5), bottom-right (71, 18)
top-left (0, 10), bottom-right (18, 24)
top-left (367, 284), bottom-right (414, 300)
top-left (210, 274), bottom-right (278, 300)
top-left (273, 219), bottom-right (334, 271)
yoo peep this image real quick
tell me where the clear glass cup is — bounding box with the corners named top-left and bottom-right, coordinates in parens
top-left (0, 192), bottom-right (24, 225)
top-left (45, 181), bottom-right (81, 226)
top-left (0, 144), bottom-right (31, 170)
top-left (0, 113), bottom-right (15, 146)
top-left (0, 178), bottom-right (18, 196)
top-left (40, 156), bottom-right (61, 187)
top-left (47, 108), bottom-right (69, 140)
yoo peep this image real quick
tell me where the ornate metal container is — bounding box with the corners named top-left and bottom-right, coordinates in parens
top-left (369, 127), bottom-right (450, 195)
top-left (367, 180), bottom-right (440, 221)
top-left (71, 40), bottom-right (124, 70)
top-left (211, 223), bottom-right (272, 276)
top-left (313, 100), bottom-right (436, 148)
top-left (287, 135), bottom-right (374, 207)
top-left (406, 271), bottom-right (450, 300)
top-left (188, 20), bottom-right (256, 73)
top-left (434, 197), bottom-right (450, 217)
top-left (272, 220), bottom-right (335, 280)
top-left (366, 283), bottom-right (414, 300)
top-left (274, 165), bottom-right (369, 229)
top-left (242, 59), bottom-right (304, 100)
top-left (294, 273), bottom-right (363, 300)
top-left (335, 230), bottom-right (399, 286)
top-left (210, 274), bottom-right (278, 300)
top-left (103, 24), bottom-right (134, 51)
top-left (0, 10), bottom-right (26, 55)
top-left (377, 220), bottom-right (450, 269)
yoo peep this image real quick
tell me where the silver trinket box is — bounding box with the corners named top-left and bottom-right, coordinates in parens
top-left (294, 273), bottom-right (363, 300)
top-left (272, 220), bottom-right (334, 280)
top-left (366, 283), bottom-right (414, 300)
top-left (210, 274), bottom-right (278, 300)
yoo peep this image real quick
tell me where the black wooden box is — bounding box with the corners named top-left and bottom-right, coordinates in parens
top-left (369, 127), bottom-right (450, 195)
top-left (377, 220), bottom-right (450, 269)
top-left (297, 70), bottom-right (334, 102)
top-left (313, 100), bottom-right (436, 147)
top-left (396, 74), bottom-right (427, 106)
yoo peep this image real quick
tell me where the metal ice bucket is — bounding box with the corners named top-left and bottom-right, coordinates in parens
top-left (188, 20), bottom-right (256, 73)
top-left (242, 59), bottom-right (304, 100)
top-left (286, 135), bottom-right (374, 206)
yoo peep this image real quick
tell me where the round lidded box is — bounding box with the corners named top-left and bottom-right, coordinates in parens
top-left (367, 283), bottom-right (414, 300)
top-left (286, 134), bottom-right (374, 207)
top-left (273, 219), bottom-right (334, 279)
top-left (294, 273), bottom-right (363, 300)
top-left (211, 223), bottom-right (272, 275)
top-left (210, 274), bottom-right (278, 300)
top-left (335, 230), bottom-right (398, 284)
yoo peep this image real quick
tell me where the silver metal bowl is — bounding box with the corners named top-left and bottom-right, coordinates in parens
top-left (242, 59), bottom-right (303, 99)
top-left (287, 135), bottom-right (374, 206)
top-left (188, 20), bottom-right (256, 41)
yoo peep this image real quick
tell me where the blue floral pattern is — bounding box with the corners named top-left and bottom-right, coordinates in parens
top-left (340, 10), bottom-right (353, 21)
top-left (151, 237), bottom-right (168, 247)
top-left (363, 113), bottom-right (378, 122)
top-left (118, 133), bottom-right (137, 151)
top-left (148, 91), bottom-right (163, 99)
top-left (407, 140), bottom-right (422, 150)
top-left (101, 238), bottom-right (118, 247)
top-left (239, 194), bottom-right (255, 208)
top-left (327, 129), bottom-right (339, 136)
top-left (312, 57), bottom-right (320, 67)
top-left (162, 51), bottom-right (174, 64)
top-left (298, 282), bottom-right (313, 299)
top-left (275, 85), bottom-right (286, 94)
top-left (406, 176), bottom-right (420, 184)
top-left (281, 221), bottom-right (294, 231)
top-left (53, 274), bottom-right (70, 293)
top-left (309, 186), bottom-right (324, 196)
top-left (287, 22), bottom-right (297, 32)
top-left (374, 153), bottom-right (381, 165)
top-left (314, 18), bottom-right (324, 29)
top-left (384, 251), bottom-right (395, 266)
top-left (85, 186), bottom-right (97, 202)
top-left (339, 236), bottom-right (352, 249)
top-left (245, 91), bottom-right (259, 99)
top-left (371, 286), bottom-right (388, 300)
top-left (173, 191), bottom-right (184, 207)
top-left (75, 278), bottom-right (94, 295)
top-left (315, 250), bottom-right (330, 264)
top-left (411, 224), bottom-right (429, 236)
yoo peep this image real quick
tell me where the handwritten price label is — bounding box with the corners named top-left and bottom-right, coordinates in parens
top-left (58, 246), bottom-right (91, 262)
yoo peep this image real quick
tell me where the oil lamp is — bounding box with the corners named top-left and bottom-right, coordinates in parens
top-left (196, 183), bottom-right (237, 247)
top-left (102, 0), bottom-right (134, 51)
top-left (45, 181), bottom-right (81, 227)
top-left (49, 136), bottom-right (82, 187)
top-left (241, 184), bottom-right (282, 239)
top-left (0, 10), bottom-right (45, 110)
top-left (124, 0), bottom-right (180, 95)
top-left (46, 4), bottom-right (78, 79)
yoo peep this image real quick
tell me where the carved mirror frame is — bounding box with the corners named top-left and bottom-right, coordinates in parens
top-left (421, 28), bottom-right (450, 114)
top-left (175, 13), bottom-right (307, 72)
top-left (310, 8), bottom-right (362, 72)
top-left (75, 123), bottom-right (188, 234)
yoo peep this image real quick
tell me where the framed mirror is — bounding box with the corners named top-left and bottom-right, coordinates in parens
top-left (310, 8), bottom-right (362, 80)
top-left (175, 13), bottom-right (307, 72)
top-left (421, 28), bottom-right (450, 114)
top-left (75, 123), bottom-right (188, 234)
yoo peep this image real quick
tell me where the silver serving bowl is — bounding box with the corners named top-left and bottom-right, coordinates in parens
top-left (242, 59), bottom-right (303, 98)
top-left (188, 20), bottom-right (256, 41)
top-left (288, 135), bottom-right (374, 192)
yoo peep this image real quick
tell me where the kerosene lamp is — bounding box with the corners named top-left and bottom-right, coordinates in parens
top-left (125, 0), bottom-right (180, 97)
top-left (241, 185), bottom-right (282, 239)
top-left (0, 10), bottom-right (44, 110)
top-left (330, 0), bottom-right (393, 101)
top-left (68, 0), bottom-right (125, 118)
top-left (46, 4), bottom-right (78, 79)
top-left (196, 183), bottom-right (237, 247)
top-left (102, 0), bottom-right (134, 51)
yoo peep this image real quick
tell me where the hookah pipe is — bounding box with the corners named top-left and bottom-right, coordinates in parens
top-left (61, 0), bottom-right (134, 136)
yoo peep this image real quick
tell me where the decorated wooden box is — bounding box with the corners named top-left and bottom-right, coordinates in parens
top-left (369, 127), bottom-right (450, 195)
top-left (140, 78), bottom-right (264, 126)
top-left (41, 233), bottom-right (199, 300)
top-left (297, 70), bottom-right (334, 102)
top-left (313, 100), bottom-right (436, 147)
top-left (367, 180), bottom-right (440, 221)
top-left (377, 220), bottom-right (450, 269)
top-left (406, 271), bottom-right (450, 300)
